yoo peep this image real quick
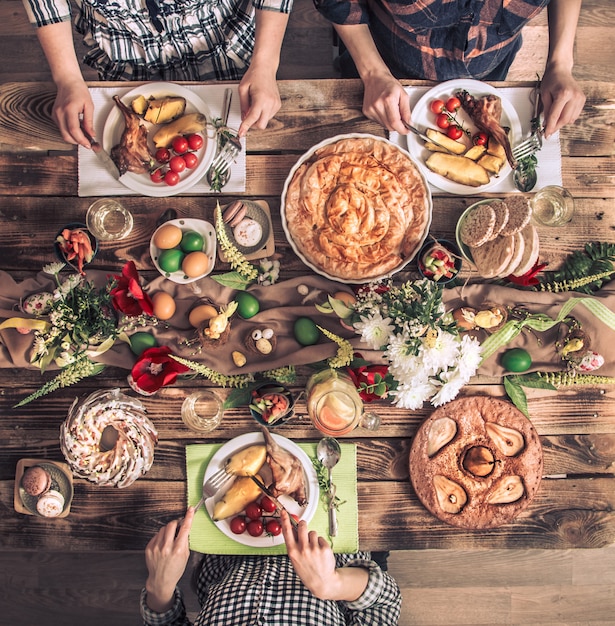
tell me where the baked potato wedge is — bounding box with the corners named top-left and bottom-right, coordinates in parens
top-left (425, 129), bottom-right (466, 155)
top-left (143, 97), bottom-right (187, 124)
top-left (425, 153), bottom-right (490, 187)
top-left (463, 145), bottom-right (487, 161)
top-left (487, 139), bottom-right (507, 161)
top-left (478, 154), bottom-right (505, 175)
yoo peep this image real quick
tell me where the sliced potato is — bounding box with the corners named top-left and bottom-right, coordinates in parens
top-left (212, 474), bottom-right (263, 521)
top-left (143, 97), bottom-right (187, 124)
top-left (464, 145), bottom-right (487, 161)
top-left (425, 129), bottom-right (466, 155)
top-left (425, 141), bottom-right (451, 154)
top-left (487, 139), bottom-right (507, 161)
top-left (131, 95), bottom-right (149, 116)
top-left (478, 154), bottom-right (505, 175)
top-left (425, 153), bottom-right (490, 187)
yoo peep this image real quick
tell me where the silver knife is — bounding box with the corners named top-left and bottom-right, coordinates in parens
top-left (82, 128), bottom-right (120, 179)
top-left (403, 122), bottom-right (457, 155)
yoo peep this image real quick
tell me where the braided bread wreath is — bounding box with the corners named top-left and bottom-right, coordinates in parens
top-left (60, 389), bottom-right (158, 488)
top-left (282, 134), bottom-right (432, 282)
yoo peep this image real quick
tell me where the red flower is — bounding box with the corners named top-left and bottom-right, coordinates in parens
top-left (346, 356), bottom-right (391, 403)
top-left (110, 261), bottom-right (154, 316)
top-left (130, 346), bottom-right (190, 394)
top-left (505, 260), bottom-right (548, 287)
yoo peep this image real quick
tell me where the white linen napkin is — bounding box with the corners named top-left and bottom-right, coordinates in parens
top-left (389, 86), bottom-right (562, 193)
top-left (78, 84), bottom-right (246, 196)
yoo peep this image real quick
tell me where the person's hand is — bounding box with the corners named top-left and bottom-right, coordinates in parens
top-left (361, 71), bottom-right (412, 135)
top-left (144, 506), bottom-right (195, 613)
top-left (540, 64), bottom-right (586, 139)
top-left (52, 78), bottom-right (96, 148)
top-left (281, 510), bottom-right (369, 602)
top-left (237, 64), bottom-right (281, 137)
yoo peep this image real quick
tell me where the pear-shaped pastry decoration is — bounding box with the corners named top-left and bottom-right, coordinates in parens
top-left (433, 475), bottom-right (467, 514)
top-left (487, 475), bottom-right (525, 504)
top-left (462, 446), bottom-right (495, 477)
top-left (427, 416), bottom-right (457, 457)
top-left (486, 422), bottom-right (525, 456)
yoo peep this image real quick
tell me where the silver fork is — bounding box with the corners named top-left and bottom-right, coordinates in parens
top-left (205, 136), bottom-right (241, 191)
top-left (512, 130), bottom-right (543, 161)
top-left (193, 466), bottom-right (234, 512)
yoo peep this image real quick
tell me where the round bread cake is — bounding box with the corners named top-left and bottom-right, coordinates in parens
top-left (409, 396), bottom-right (542, 529)
top-left (282, 134), bottom-right (432, 282)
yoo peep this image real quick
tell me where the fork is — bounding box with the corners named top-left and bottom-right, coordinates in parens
top-left (512, 130), bottom-right (543, 161)
top-left (193, 466), bottom-right (234, 512)
top-left (206, 136), bottom-right (241, 191)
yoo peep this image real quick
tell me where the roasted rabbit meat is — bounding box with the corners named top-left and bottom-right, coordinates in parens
top-left (456, 90), bottom-right (516, 168)
top-left (261, 426), bottom-right (308, 506)
top-left (110, 95), bottom-right (155, 176)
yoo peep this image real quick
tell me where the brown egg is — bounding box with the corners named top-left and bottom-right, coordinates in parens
top-left (182, 251), bottom-right (209, 278)
top-left (153, 224), bottom-right (183, 250)
top-left (152, 292), bottom-right (176, 320)
top-left (188, 304), bottom-right (218, 328)
top-left (333, 291), bottom-right (356, 306)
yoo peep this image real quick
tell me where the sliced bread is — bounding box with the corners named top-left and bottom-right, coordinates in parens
top-left (471, 235), bottom-right (514, 278)
top-left (500, 196), bottom-right (532, 236)
top-left (489, 199), bottom-right (510, 239)
top-left (459, 203), bottom-right (496, 247)
top-left (512, 223), bottom-right (540, 276)
top-left (498, 230), bottom-right (526, 277)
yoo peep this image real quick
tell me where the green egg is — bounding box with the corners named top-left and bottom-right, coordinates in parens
top-left (129, 332), bottom-right (157, 356)
top-left (294, 317), bottom-right (320, 346)
top-left (501, 348), bottom-right (532, 372)
top-left (180, 230), bottom-right (204, 253)
top-left (235, 291), bottom-right (260, 319)
top-left (158, 248), bottom-right (185, 273)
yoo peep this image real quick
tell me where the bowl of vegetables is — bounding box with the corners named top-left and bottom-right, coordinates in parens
top-left (249, 383), bottom-right (295, 428)
top-left (417, 239), bottom-right (462, 284)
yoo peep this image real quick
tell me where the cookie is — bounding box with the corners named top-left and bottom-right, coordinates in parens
top-left (459, 203), bottom-right (497, 247)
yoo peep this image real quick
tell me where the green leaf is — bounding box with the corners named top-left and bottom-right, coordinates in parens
top-left (328, 295), bottom-right (354, 319)
top-left (503, 376), bottom-right (530, 417)
top-left (315, 302), bottom-right (334, 314)
top-left (509, 373), bottom-right (557, 390)
top-left (222, 386), bottom-right (254, 409)
top-left (211, 272), bottom-right (253, 290)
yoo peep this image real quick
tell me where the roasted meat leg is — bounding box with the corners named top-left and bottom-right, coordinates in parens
top-left (110, 95), bottom-right (154, 176)
top-left (456, 90), bottom-right (517, 168)
top-left (261, 426), bottom-right (308, 506)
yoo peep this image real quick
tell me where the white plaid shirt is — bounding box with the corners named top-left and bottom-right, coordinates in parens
top-left (140, 553), bottom-right (401, 625)
top-left (22, 0), bottom-right (293, 81)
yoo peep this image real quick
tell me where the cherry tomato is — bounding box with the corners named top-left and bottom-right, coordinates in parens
top-left (183, 152), bottom-right (198, 169)
top-left (266, 519), bottom-right (282, 536)
top-left (171, 136), bottom-right (189, 154)
top-left (164, 170), bottom-right (180, 186)
top-left (187, 134), bottom-right (204, 151)
top-left (473, 132), bottom-right (489, 146)
top-left (436, 113), bottom-right (451, 129)
top-left (260, 496), bottom-right (277, 514)
top-left (430, 99), bottom-right (445, 115)
top-left (245, 501), bottom-right (263, 520)
top-left (150, 168), bottom-right (165, 184)
top-left (446, 96), bottom-right (461, 112)
top-left (230, 516), bottom-right (246, 534)
top-left (447, 125), bottom-right (463, 140)
top-left (169, 155), bottom-right (187, 174)
top-left (155, 148), bottom-right (171, 164)
top-left (247, 519), bottom-right (264, 537)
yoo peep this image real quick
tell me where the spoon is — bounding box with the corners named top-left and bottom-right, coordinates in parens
top-left (317, 437), bottom-right (342, 537)
top-left (513, 163), bottom-right (538, 192)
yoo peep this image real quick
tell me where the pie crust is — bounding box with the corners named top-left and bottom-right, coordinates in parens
top-left (283, 135), bottom-right (432, 281)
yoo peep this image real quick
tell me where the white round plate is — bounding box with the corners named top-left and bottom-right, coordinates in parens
top-left (455, 198), bottom-right (498, 265)
top-left (281, 133), bottom-right (432, 284)
top-left (150, 218), bottom-right (217, 284)
top-left (404, 79), bottom-right (522, 195)
top-left (102, 83), bottom-right (216, 197)
top-left (204, 432), bottom-right (319, 548)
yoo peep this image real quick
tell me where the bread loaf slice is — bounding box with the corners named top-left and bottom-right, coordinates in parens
top-left (459, 203), bottom-right (496, 247)
top-left (498, 230), bottom-right (526, 277)
top-left (512, 223), bottom-right (540, 276)
top-left (470, 235), bottom-right (514, 278)
top-left (500, 196), bottom-right (532, 236)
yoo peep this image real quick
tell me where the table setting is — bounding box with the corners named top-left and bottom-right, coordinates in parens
top-left (1, 77), bottom-right (615, 553)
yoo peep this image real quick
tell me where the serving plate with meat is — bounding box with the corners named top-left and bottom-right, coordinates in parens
top-left (405, 79), bottom-right (522, 195)
top-left (204, 432), bottom-right (319, 547)
top-left (102, 83), bottom-right (216, 197)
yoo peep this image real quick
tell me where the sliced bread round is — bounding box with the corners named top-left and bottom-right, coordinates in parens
top-left (471, 235), bottom-right (514, 278)
top-left (499, 196), bottom-right (532, 236)
top-left (512, 223), bottom-right (540, 276)
top-left (488, 199), bottom-right (510, 240)
top-left (498, 229), bottom-right (526, 277)
top-left (459, 203), bottom-right (496, 247)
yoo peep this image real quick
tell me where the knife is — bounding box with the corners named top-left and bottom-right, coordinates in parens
top-left (403, 122), bottom-right (457, 155)
top-left (82, 128), bottom-right (121, 179)
top-left (249, 475), bottom-right (299, 529)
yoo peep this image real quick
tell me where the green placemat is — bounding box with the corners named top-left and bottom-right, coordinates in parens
top-left (186, 441), bottom-right (358, 555)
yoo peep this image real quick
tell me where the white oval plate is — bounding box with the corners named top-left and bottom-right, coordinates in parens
top-left (404, 79), bottom-right (522, 195)
top-left (102, 83), bottom-right (216, 197)
top-left (150, 218), bottom-right (217, 284)
top-left (204, 432), bottom-right (319, 548)
top-left (281, 133), bottom-right (432, 283)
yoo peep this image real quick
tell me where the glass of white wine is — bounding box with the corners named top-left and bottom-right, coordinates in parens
top-left (530, 185), bottom-right (575, 227)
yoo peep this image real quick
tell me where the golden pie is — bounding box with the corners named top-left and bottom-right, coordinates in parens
top-left (283, 135), bottom-right (432, 281)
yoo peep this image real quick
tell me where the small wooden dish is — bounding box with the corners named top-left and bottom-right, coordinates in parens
top-left (14, 458), bottom-right (74, 518)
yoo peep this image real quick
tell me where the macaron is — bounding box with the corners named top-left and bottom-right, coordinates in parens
top-left (21, 465), bottom-right (52, 497)
top-left (36, 490), bottom-right (65, 518)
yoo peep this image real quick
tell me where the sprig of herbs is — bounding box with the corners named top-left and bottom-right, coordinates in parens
top-left (312, 457), bottom-right (346, 512)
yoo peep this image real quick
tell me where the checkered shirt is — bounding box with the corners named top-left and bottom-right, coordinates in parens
top-left (22, 0), bottom-right (293, 81)
top-left (140, 553), bottom-right (401, 625)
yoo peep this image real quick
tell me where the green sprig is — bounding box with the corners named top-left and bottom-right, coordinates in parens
top-left (171, 355), bottom-right (254, 387)
top-left (214, 202), bottom-right (258, 282)
top-left (317, 326), bottom-right (354, 368)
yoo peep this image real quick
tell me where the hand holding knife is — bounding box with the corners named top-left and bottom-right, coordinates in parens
top-left (249, 475), bottom-right (299, 529)
top-left (81, 127), bottom-right (121, 179)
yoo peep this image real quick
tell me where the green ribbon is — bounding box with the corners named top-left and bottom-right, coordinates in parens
top-left (480, 297), bottom-right (615, 363)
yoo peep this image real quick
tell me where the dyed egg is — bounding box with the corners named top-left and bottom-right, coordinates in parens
top-left (235, 291), bottom-right (260, 319)
top-left (153, 224), bottom-right (183, 249)
top-left (333, 291), bottom-right (356, 306)
top-left (294, 317), bottom-right (320, 346)
top-left (22, 292), bottom-right (53, 316)
top-left (501, 348), bottom-right (532, 372)
top-left (158, 248), bottom-right (185, 273)
top-left (182, 251), bottom-right (209, 278)
top-left (129, 331), bottom-right (157, 356)
top-left (152, 292), bottom-right (176, 320)
top-left (180, 230), bottom-right (204, 253)
top-left (188, 304), bottom-right (218, 328)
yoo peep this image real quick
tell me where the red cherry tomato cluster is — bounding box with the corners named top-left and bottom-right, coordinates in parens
top-left (229, 495), bottom-right (297, 538)
top-left (429, 96), bottom-right (469, 140)
top-left (150, 133), bottom-right (204, 187)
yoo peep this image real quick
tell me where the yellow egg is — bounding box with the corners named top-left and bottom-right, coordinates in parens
top-left (152, 292), bottom-right (176, 320)
top-left (182, 251), bottom-right (209, 278)
top-left (153, 224), bottom-right (183, 250)
top-left (188, 304), bottom-right (218, 328)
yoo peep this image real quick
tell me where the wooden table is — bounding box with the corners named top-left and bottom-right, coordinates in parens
top-left (0, 79), bottom-right (614, 553)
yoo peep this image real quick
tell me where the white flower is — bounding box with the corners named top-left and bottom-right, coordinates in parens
top-left (431, 376), bottom-right (465, 407)
top-left (391, 378), bottom-right (437, 410)
top-left (354, 312), bottom-right (395, 350)
top-left (43, 262), bottom-right (65, 275)
top-left (457, 335), bottom-right (483, 377)
top-left (419, 329), bottom-right (459, 374)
